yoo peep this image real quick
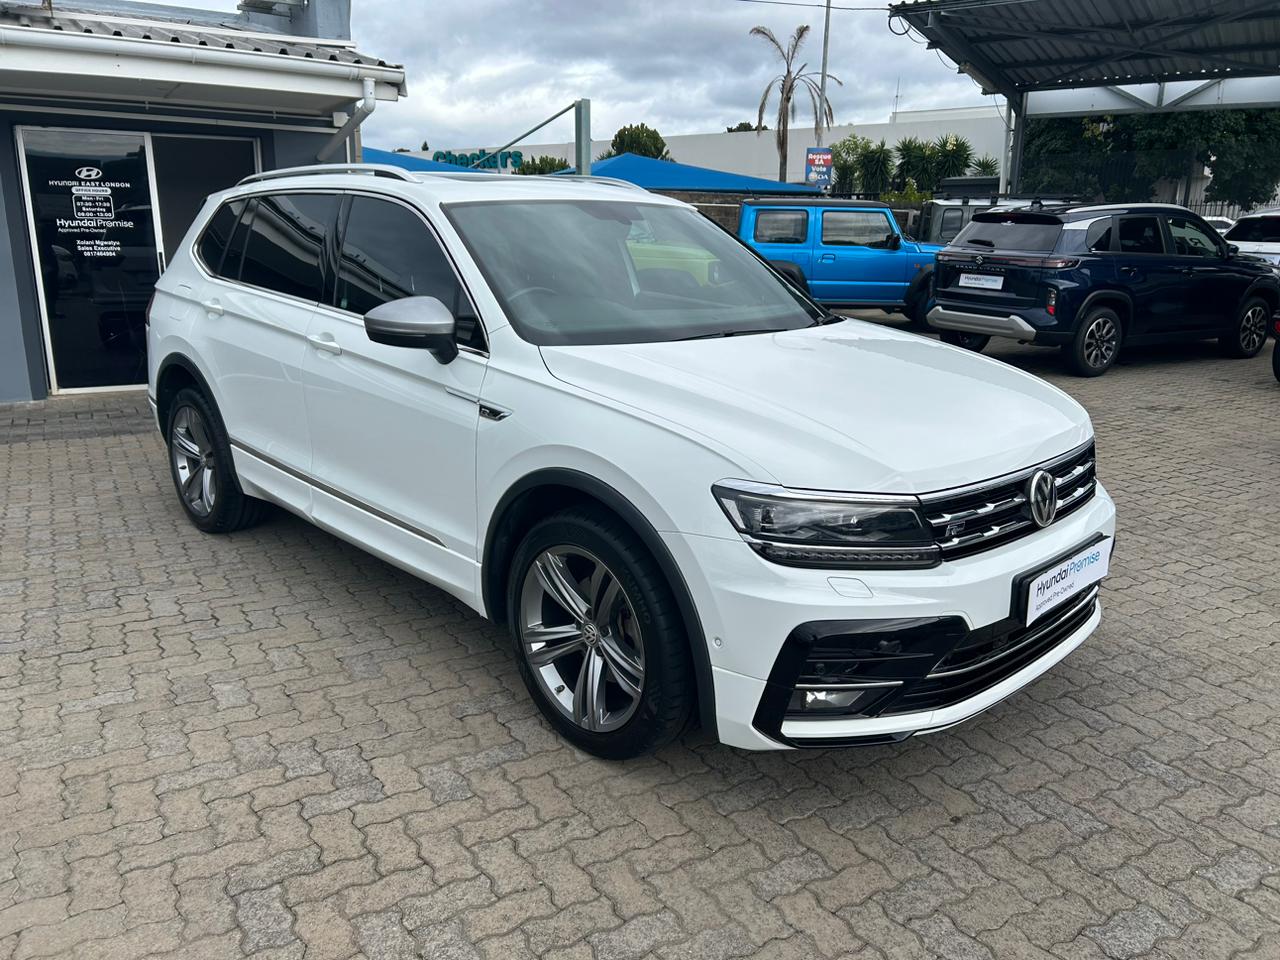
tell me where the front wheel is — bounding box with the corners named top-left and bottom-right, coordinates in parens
top-left (508, 506), bottom-right (693, 760)
top-left (1065, 307), bottom-right (1121, 376)
top-left (939, 329), bottom-right (990, 352)
top-left (1220, 297), bottom-right (1270, 359)
top-left (1272, 340), bottom-right (1280, 383)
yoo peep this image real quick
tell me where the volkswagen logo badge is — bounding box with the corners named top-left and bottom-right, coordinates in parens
top-left (1027, 469), bottom-right (1058, 528)
top-left (75, 166), bottom-right (103, 180)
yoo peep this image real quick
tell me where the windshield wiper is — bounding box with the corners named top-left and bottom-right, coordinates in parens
top-left (676, 328), bottom-right (793, 341)
top-left (962, 238), bottom-right (996, 247)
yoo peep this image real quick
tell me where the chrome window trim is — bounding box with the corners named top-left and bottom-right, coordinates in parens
top-left (187, 185), bottom-right (492, 353)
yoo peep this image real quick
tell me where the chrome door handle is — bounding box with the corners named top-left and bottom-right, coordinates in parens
top-left (201, 299), bottom-right (224, 316)
top-left (307, 334), bottom-right (342, 355)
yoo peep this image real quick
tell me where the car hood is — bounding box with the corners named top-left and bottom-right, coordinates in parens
top-left (1230, 241), bottom-right (1280, 264)
top-left (539, 321), bottom-right (1092, 493)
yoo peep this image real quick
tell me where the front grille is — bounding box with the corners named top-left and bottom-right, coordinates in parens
top-left (920, 442), bottom-right (1096, 561)
top-left (881, 586), bottom-right (1098, 716)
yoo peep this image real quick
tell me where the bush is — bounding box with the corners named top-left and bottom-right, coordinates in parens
top-left (516, 155), bottom-right (570, 176)
top-left (598, 123), bottom-right (672, 161)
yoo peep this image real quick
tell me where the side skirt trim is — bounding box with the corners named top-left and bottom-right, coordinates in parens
top-left (229, 439), bottom-right (445, 548)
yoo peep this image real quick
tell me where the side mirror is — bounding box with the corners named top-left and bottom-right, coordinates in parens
top-left (1226, 243), bottom-right (1239, 258)
top-left (364, 296), bottom-right (458, 364)
top-left (886, 233), bottom-right (902, 250)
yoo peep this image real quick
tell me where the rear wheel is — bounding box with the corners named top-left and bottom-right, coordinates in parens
top-left (1220, 297), bottom-right (1269, 359)
top-left (939, 329), bottom-right (990, 352)
top-left (1272, 340), bottom-right (1280, 383)
top-left (508, 505), bottom-right (693, 759)
top-left (1065, 307), bottom-right (1121, 377)
top-left (166, 387), bottom-right (269, 533)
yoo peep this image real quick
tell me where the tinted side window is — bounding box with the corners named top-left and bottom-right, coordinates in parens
top-left (197, 199), bottom-right (245, 276)
top-left (239, 193), bottom-right (338, 300)
top-left (1166, 216), bottom-right (1220, 258)
top-left (823, 210), bottom-right (893, 247)
top-left (1086, 217), bottom-right (1113, 252)
top-left (337, 197), bottom-right (484, 350)
top-left (939, 207), bottom-right (964, 241)
top-left (753, 210), bottom-right (808, 244)
top-left (1117, 216), bottom-right (1163, 254)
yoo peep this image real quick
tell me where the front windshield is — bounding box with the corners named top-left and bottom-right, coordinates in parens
top-left (444, 199), bottom-right (822, 345)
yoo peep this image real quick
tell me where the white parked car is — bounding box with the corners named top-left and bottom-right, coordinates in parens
top-left (1224, 211), bottom-right (1280, 264)
top-left (148, 165), bottom-right (1116, 758)
top-left (1203, 216), bottom-right (1235, 235)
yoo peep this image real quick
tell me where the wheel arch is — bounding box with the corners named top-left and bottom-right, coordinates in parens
top-left (155, 353), bottom-right (218, 435)
top-left (1077, 290), bottom-right (1132, 339)
top-left (482, 468), bottom-right (717, 737)
top-left (1243, 281), bottom-right (1279, 318)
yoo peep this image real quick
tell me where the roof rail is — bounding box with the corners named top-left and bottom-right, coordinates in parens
top-left (544, 174), bottom-right (649, 192)
top-left (407, 171), bottom-right (649, 192)
top-left (237, 163), bottom-right (419, 186)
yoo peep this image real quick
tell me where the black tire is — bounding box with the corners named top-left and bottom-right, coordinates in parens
top-left (166, 387), bottom-right (269, 533)
top-left (507, 505), bottom-right (693, 760)
top-left (769, 261), bottom-right (810, 295)
top-left (1272, 340), bottom-right (1280, 383)
top-left (939, 329), bottom-right (990, 352)
top-left (1064, 306), bottom-right (1121, 377)
top-left (906, 296), bottom-right (931, 330)
top-left (1220, 296), bottom-right (1270, 359)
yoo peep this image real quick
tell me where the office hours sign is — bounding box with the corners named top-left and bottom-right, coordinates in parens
top-left (44, 164), bottom-right (139, 259)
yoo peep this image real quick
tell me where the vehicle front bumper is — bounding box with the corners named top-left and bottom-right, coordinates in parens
top-left (664, 484), bottom-right (1116, 750)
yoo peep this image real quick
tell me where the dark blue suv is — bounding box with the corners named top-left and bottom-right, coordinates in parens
top-left (928, 203), bottom-right (1280, 376)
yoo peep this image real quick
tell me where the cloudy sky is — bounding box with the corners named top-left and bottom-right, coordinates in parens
top-left (160, 0), bottom-right (996, 151)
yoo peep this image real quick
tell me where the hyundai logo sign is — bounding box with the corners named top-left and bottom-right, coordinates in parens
top-left (75, 166), bottom-right (103, 180)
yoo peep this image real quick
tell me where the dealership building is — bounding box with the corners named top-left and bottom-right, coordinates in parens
top-left (419, 105), bottom-right (1009, 183)
top-left (0, 0), bottom-right (404, 402)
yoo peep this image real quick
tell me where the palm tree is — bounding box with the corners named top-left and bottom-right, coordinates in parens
top-left (857, 140), bottom-right (894, 195)
top-left (893, 136), bottom-right (936, 192)
top-left (752, 24), bottom-right (842, 182)
top-left (933, 134), bottom-right (975, 180)
top-left (970, 154), bottom-right (1001, 177)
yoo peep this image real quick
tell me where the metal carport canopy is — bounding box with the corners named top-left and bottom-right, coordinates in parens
top-left (887, 0), bottom-right (1280, 187)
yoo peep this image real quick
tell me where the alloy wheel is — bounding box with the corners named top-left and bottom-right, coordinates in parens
top-left (171, 405), bottom-right (217, 518)
top-left (1083, 315), bottom-right (1119, 369)
top-left (1240, 305), bottom-right (1268, 354)
top-left (519, 547), bottom-right (645, 733)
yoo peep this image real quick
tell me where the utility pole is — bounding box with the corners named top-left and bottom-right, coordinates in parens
top-left (816, 0), bottom-right (832, 146)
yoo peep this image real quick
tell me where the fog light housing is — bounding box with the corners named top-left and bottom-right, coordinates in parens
top-left (786, 686), bottom-right (893, 716)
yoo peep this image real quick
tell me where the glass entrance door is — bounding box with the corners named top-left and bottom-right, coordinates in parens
top-left (18, 127), bottom-right (259, 392)
top-left (19, 128), bottom-right (160, 390)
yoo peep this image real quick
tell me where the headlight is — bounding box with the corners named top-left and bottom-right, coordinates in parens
top-left (712, 481), bottom-right (940, 569)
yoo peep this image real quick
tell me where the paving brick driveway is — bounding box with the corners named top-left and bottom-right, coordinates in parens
top-left (2, 337), bottom-right (1279, 960)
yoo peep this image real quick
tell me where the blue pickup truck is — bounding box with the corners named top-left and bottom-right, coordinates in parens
top-left (739, 198), bottom-right (942, 324)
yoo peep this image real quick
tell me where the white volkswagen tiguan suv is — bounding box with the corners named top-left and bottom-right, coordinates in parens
top-left (148, 164), bottom-right (1116, 758)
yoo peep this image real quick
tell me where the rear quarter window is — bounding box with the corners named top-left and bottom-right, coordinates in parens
top-left (196, 199), bottom-right (246, 277)
top-left (952, 216), bottom-right (1063, 252)
top-left (753, 209), bottom-right (808, 244)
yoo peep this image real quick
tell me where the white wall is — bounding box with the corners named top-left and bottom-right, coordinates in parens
top-left (418, 106), bottom-right (1008, 183)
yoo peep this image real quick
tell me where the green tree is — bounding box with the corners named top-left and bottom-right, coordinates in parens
top-left (970, 154), bottom-right (1000, 177)
top-left (516, 155), bottom-right (570, 175)
top-left (893, 136), bottom-right (936, 192)
top-left (598, 123), bottom-right (672, 161)
top-left (857, 140), bottom-right (894, 195)
top-left (830, 132), bottom-right (871, 193)
top-left (751, 24), bottom-right (842, 182)
top-left (933, 134), bottom-right (975, 180)
top-left (726, 121), bottom-right (765, 133)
